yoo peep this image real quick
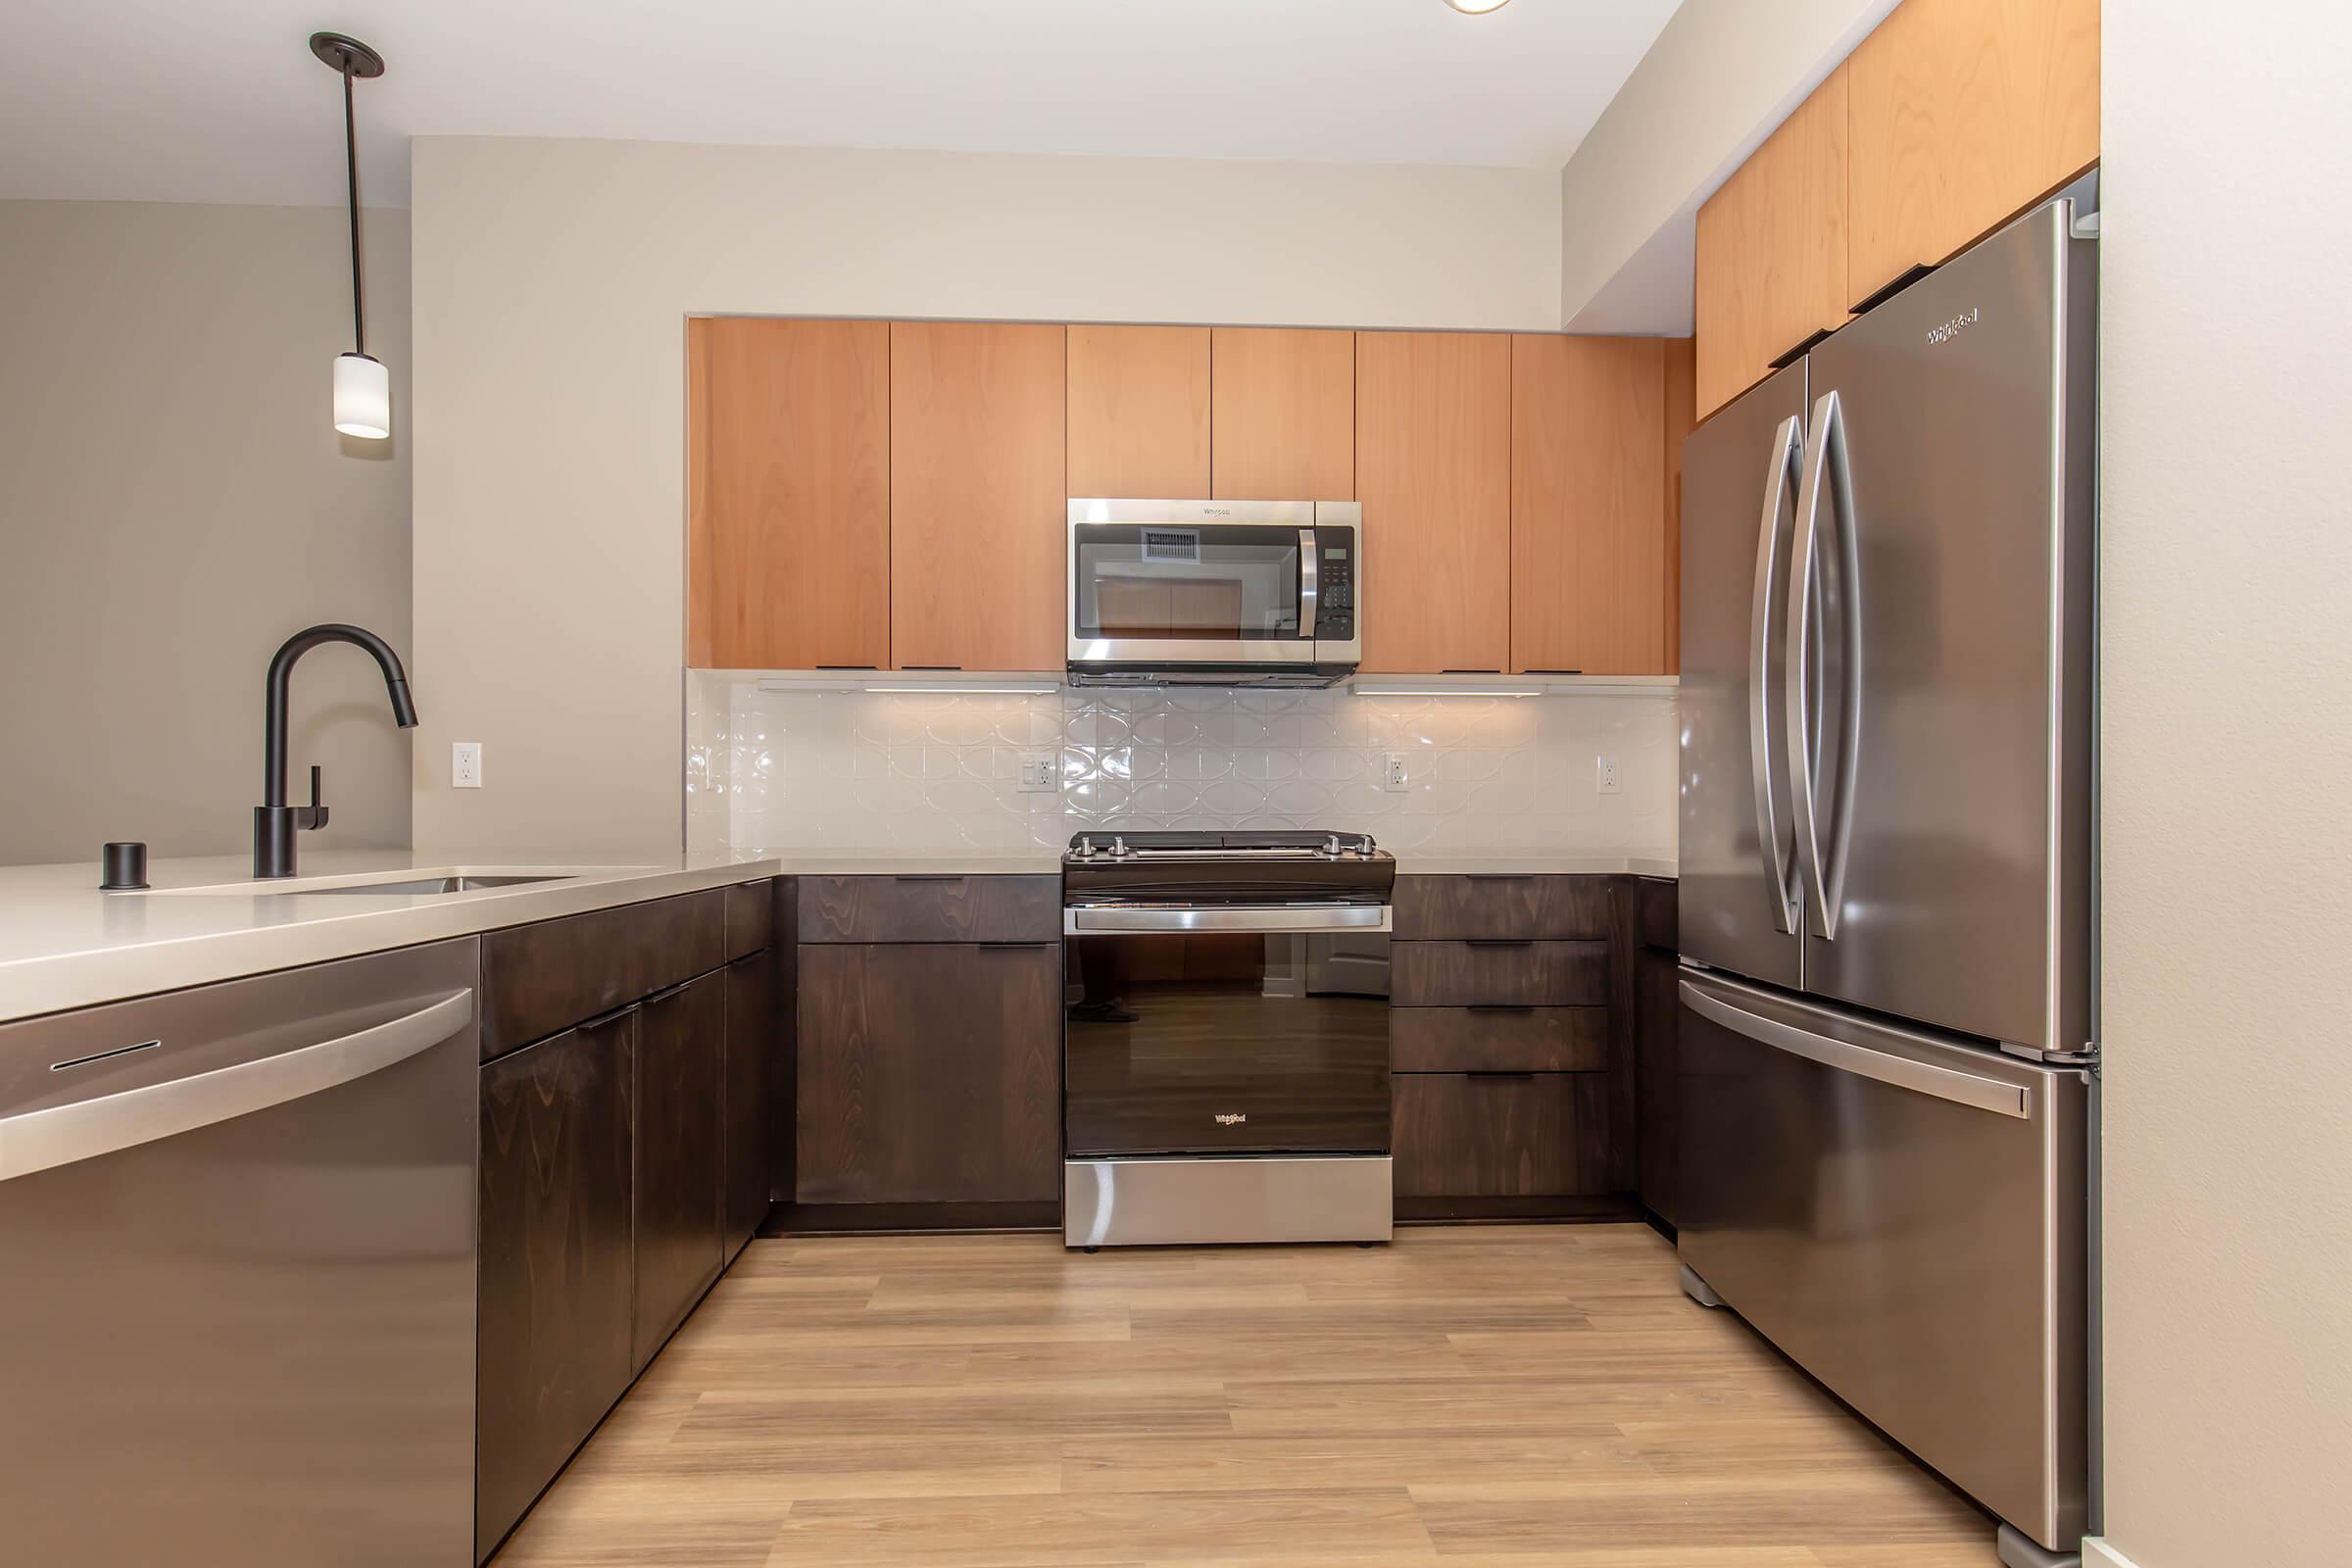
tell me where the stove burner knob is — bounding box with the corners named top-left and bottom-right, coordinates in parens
top-left (1111, 835), bottom-right (1130, 858)
top-left (1323, 834), bottom-right (1342, 858)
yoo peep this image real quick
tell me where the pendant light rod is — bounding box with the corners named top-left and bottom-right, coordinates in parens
top-left (309, 33), bottom-right (384, 359)
top-left (342, 63), bottom-right (363, 354)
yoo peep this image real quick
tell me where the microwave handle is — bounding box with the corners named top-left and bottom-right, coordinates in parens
top-left (1298, 527), bottom-right (1318, 638)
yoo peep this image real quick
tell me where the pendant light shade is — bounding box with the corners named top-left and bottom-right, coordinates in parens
top-left (312, 32), bottom-right (388, 440)
top-left (333, 351), bottom-right (391, 439)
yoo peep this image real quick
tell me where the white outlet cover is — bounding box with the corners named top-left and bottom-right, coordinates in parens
top-left (1594, 755), bottom-right (1620, 795)
top-left (453, 742), bottom-right (482, 789)
top-left (1017, 753), bottom-right (1059, 793)
top-left (1383, 753), bottom-right (1409, 792)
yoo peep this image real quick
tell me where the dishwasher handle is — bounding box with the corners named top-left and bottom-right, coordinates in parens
top-left (0, 989), bottom-right (474, 1184)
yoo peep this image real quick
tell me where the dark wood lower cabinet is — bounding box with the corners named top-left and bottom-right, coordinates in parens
top-left (475, 1011), bottom-right (635, 1560)
top-left (1637, 941), bottom-right (1682, 1227)
top-left (1391, 1072), bottom-right (1614, 1199)
top-left (796, 942), bottom-right (1061, 1206)
top-left (631, 973), bottom-right (725, 1375)
top-left (721, 951), bottom-right (775, 1257)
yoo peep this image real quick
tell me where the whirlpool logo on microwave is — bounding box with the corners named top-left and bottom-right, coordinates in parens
top-left (1927, 307), bottom-right (1981, 347)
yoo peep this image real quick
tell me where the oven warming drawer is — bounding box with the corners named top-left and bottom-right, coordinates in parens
top-left (1065, 1155), bottom-right (1392, 1248)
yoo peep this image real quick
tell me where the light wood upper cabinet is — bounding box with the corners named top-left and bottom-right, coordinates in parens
top-left (1848, 0), bottom-right (2100, 305)
top-left (687, 318), bottom-right (890, 669)
top-left (1693, 64), bottom-right (1851, 419)
top-left (1066, 324), bottom-right (1210, 498)
top-left (1355, 331), bottom-right (1511, 675)
top-left (1510, 336), bottom-right (1669, 677)
top-left (888, 322), bottom-right (1065, 672)
top-left (1661, 337), bottom-right (1696, 676)
top-left (1210, 327), bottom-right (1354, 500)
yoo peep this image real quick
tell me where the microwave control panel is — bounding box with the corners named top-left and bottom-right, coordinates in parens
top-left (1313, 529), bottom-right (1355, 640)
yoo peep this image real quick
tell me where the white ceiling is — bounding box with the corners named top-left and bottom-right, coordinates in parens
top-left (0, 0), bottom-right (1682, 208)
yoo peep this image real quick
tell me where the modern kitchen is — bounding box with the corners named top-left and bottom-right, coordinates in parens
top-left (0, 4), bottom-right (2343, 1568)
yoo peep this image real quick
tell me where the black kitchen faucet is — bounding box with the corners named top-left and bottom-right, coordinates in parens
top-left (254, 622), bottom-right (417, 878)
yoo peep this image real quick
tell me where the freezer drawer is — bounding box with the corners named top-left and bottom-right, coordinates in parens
top-left (1675, 965), bottom-right (2087, 1553)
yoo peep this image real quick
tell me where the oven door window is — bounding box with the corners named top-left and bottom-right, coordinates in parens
top-left (1064, 930), bottom-right (1391, 1156)
top-left (1073, 525), bottom-right (1302, 641)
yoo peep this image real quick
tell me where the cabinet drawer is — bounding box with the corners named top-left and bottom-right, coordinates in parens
top-left (723, 878), bottom-right (774, 960)
top-left (482, 891), bottom-right (724, 1058)
top-left (1636, 876), bottom-right (1676, 953)
top-left (797, 874), bottom-right (1060, 944)
top-left (1394, 875), bottom-right (1612, 941)
top-left (1391, 940), bottom-right (1608, 1007)
top-left (1392, 1072), bottom-right (1612, 1198)
top-left (1391, 1006), bottom-right (1608, 1073)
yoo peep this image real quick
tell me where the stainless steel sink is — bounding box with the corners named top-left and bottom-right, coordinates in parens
top-left (295, 874), bottom-right (572, 896)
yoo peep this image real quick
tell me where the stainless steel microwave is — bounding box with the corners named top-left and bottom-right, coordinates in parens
top-left (1066, 500), bottom-right (1362, 687)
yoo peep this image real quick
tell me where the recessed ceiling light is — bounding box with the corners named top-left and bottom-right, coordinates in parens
top-left (1444, 0), bottom-right (1513, 13)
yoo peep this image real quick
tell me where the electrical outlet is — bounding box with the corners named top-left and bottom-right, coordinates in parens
top-left (1383, 753), bottom-right (1409, 793)
top-left (1594, 755), bottom-right (1621, 795)
top-left (452, 742), bottom-right (483, 789)
top-left (1017, 753), bottom-right (1058, 794)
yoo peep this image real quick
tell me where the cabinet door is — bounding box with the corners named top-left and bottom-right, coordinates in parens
top-left (1694, 64), bottom-right (1851, 417)
top-left (1209, 327), bottom-right (1354, 500)
top-left (1354, 331), bottom-right (1511, 674)
top-left (796, 943), bottom-right (1061, 1205)
top-left (1848, 0), bottom-right (2100, 305)
top-left (1661, 338), bottom-right (1695, 675)
top-left (1510, 335), bottom-right (1669, 676)
top-left (721, 952), bottom-right (775, 1259)
top-left (476, 1011), bottom-right (635, 1558)
top-left (889, 321), bottom-right (1065, 671)
top-left (632, 973), bottom-right (724, 1374)
top-left (687, 318), bottom-right (890, 669)
top-left (1067, 324), bottom-right (1210, 498)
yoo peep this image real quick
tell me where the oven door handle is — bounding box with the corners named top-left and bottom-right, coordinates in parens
top-left (1064, 906), bottom-right (1393, 935)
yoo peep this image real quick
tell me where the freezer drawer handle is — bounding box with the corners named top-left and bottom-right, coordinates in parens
top-left (1064, 906), bottom-right (1393, 936)
top-left (1750, 412), bottom-right (1804, 933)
top-left (0, 989), bottom-right (475, 1184)
top-left (1679, 978), bottom-right (2027, 1118)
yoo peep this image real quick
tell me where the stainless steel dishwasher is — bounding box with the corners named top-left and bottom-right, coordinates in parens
top-left (0, 938), bottom-right (480, 1566)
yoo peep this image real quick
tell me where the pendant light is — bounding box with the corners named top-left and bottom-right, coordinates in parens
top-left (311, 32), bottom-right (390, 439)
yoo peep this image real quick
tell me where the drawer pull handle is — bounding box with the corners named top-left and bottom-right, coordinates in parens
top-left (1463, 1070), bottom-right (1538, 1081)
top-left (1466, 1004), bottom-right (1536, 1013)
top-left (1462, 939), bottom-right (1536, 949)
top-left (895, 875), bottom-right (968, 883)
top-left (978, 942), bottom-right (1054, 951)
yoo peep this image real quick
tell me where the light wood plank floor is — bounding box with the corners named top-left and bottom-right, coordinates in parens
top-left (492, 1224), bottom-right (1998, 1567)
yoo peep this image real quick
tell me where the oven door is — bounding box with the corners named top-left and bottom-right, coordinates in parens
top-left (1068, 504), bottom-right (1318, 667)
top-left (1063, 906), bottom-right (1393, 1157)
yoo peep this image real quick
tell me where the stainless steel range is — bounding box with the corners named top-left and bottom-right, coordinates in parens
top-left (1061, 830), bottom-right (1395, 1248)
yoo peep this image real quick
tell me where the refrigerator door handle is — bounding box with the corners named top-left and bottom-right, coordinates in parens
top-left (1750, 414), bottom-right (1804, 933)
top-left (1679, 974), bottom-right (2029, 1118)
top-left (1787, 389), bottom-right (1865, 940)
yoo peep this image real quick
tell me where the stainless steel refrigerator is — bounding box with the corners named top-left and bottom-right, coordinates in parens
top-left (1676, 190), bottom-right (2096, 1568)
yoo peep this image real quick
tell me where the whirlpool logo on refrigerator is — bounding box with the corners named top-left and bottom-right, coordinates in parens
top-left (1214, 1112), bottom-right (1248, 1126)
top-left (1927, 307), bottom-right (1982, 347)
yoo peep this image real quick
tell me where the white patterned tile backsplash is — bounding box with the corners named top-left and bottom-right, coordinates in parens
top-left (685, 674), bottom-right (1678, 858)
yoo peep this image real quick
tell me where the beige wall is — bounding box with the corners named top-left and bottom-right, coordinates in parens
top-left (409, 137), bottom-right (1563, 860)
top-left (1555, 0), bottom-right (1897, 331)
top-left (2091, 4), bottom-right (2352, 1566)
top-left (0, 200), bottom-right (413, 867)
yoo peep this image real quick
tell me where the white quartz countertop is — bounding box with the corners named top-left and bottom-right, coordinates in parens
top-left (0, 844), bottom-right (1665, 1024)
top-left (1393, 851), bottom-right (1678, 879)
top-left (0, 851), bottom-right (793, 1025)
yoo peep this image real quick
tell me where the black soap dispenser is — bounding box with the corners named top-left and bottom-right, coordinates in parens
top-left (100, 841), bottom-right (149, 891)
